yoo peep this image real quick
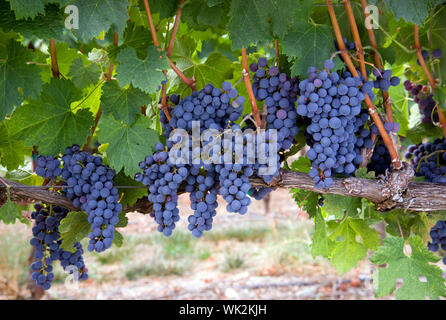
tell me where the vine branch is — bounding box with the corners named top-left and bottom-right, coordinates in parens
top-left (1, 168), bottom-right (445, 213)
top-left (326, 0), bottom-right (402, 170)
top-left (49, 38), bottom-right (59, 79)
top-left (241, 46), bottom-right (263, 129)
top-left (167, 0), bottom-right (184, 58)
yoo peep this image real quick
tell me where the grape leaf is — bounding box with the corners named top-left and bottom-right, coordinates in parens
top-left (0, 1), bottom-right (65, 40)
top-left (0, 38), bottom-right (42, 119)
top-left (113, 230), bottom-right (124, 247)
top-left (0, 122), bottom-right (31, 170)
top-left (227, 0), bottom-right (301, 49)
top-left (67, 0), bottom-right (129, 42)
top-left (116, 212), bottom-right (128, 228)
top-left (41, 42), bottom-right (81, 83)
top-left (0, 194), bottom-right (22, 224)
top-left (59, 211), bottom-right (91, 252)
top-left (182, 0), bottom-right (229, 31)
top-left (282, 21), bottom-right (334, 78)
top-left (114, 170), bottom-right (148, 208)
top-left (8, 79), bottom-right (94, 156)
top-left (370, 236), bottom-right (446, 300)
top-left (101, 80), bottom-right (150, 125)
top-left (328, 217), bottom-right (380, 274)
top-left (323, 195), bottom-right (362, 219)
top-left (311, 209), bottom-right (332, 258)
top-left (116, 46), bottom-right (170, 94)
top-left (170, 51), bottom-right (234, 96)
top-left (290, 188), bottom-right (319, 218)
top-left (379, 0), bottom-right (431, 26)
top-left (8, 0), bottom-right (69, 19)
top-left (290, 157), bottom-right (311, 173)
top-left (97, 113), bottom-right (160, 177)
top-left (68, 58), bottom-right (101, 88)
top-left (108, 22), bottom-right (153, 60)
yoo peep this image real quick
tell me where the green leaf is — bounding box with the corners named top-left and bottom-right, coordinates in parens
top-left (0, 122), bottom-right (31, 170)
top-left (328, 217), bottom-right (380, 274)
top-left (227, 0), bottom-right (306, 49)
top-left (114, 170), bottom-right (148, 208)
top-left (69, 0), bottom-right (130, 42)
top-left (59, 211), bottom-right (91, 252)
top-left (182, 0), bottom-right (229, 31)
top-left (5, 168), bottom-right (43, 186)
top-left (170, 51), bottom-right (234, 96)
top-left (0, 38), bottom-right (42, 119)
top-left (290, 188), bottom-right (319, 218)
top-left (380, 0), bottom-right (430, 26)
top-left (97, 113), bottom-right (159, 177)
top-left (101, 80), bottom-right (150, 125)
top-left (109, 22), bottom-right (153, 60)
top-left (282, 22), bottom-right (334, 78)
top-left (116, 46), bottom-right (170, 94)
top-left (311, 209), bottom-right (332, 258)
top-left (112, 230), bottom-right (123, 247)
top-left (8, 0), bottom-right (47, 19)
top-left (0, 1), bottom-right (66, 40)
top-left (41, 42), bottom-right (81, 84)
top-left (0, 194), bottom-right (21, 224)
top-left (370, 236), bottom-right (446, 300)
top-left (290, 157), bottom-right (311, 173)
top-left (8, 79), bottom-right (94, 156)
top-left (324, 195), bottom-right (362, 219)
top-left (116, 211), bottom-right (128, 228)
top-left (69, 58), bottom-right (101, 88)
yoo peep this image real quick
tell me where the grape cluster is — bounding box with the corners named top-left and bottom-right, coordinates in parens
top-left (372, 69), bottom-right (400, 91)
top-left (30, 203), bottom-right (88, 290)
top-left (160, 82), bottom-right (245, 139)
top-left (36, 156), bottom-right (62, 179)
top-left (250, 57), bottom-right (299, 151)
top-left (404, 80), bottom-right (438, 124)
top-left (135, 142), bottom-right (186, 236)
top-left (405, 138), bottom-right (446, 184)
top-left (146, 77), bottom-right (290, 237)
top-left (297, 60), bottom-right (374, 188)
top-left (36, 145), bottom-right (122, 253)
top-left (417, 49), bottom-right (443, 65)
top-left (370, 120), bottom-right (400, 136)
top-left (367, 141), bottom-right (392, 175)
top-left (428, 220), bottom-right (446, 265)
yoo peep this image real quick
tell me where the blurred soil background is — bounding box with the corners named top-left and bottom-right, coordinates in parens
top-left (0, 188), bottom-right (396, 300)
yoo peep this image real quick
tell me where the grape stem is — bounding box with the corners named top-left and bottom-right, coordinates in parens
top-left (326, 0), bottom-right (402, 170)
top-left (49, 38), bottom-right (59, 79)
top-left (241, 46), bottom-right (263, 129)
top-left (167, 0), bottom-right (184, 58)
top-left (413, 24), bottom-right (446, 137)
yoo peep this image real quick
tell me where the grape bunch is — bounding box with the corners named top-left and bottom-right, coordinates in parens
top-left (370, 120), bottom-right (400, 136)
top-left (367, 141), bottom-right (392, 175)
top-left (30, 203), bottom-right (88, 290)
top-left (36, 145), bottom-right (122, 253)
top-left (144, 76), bottom-right (291, 237)
top-left (428, 220), bottom-right (446, 265)
top-left (372, 69), bottom-right (400, 91)
top-left (405, 138), bottom-right (446, 184)
top-left (250, 57), bottom-right (299, 151)
top-left (404, 80), bottom-right (438, 124)
top-left (297, 59), bottom-right (374, 188)
top-left (135, 142), bottom-right (187, 236)
top-left (417, 49), bottom-right (443, 65)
